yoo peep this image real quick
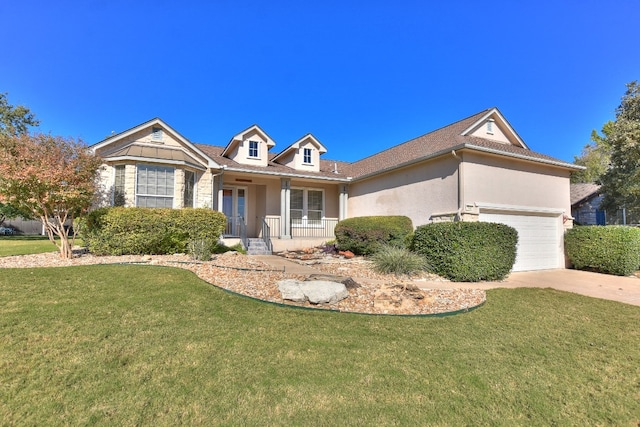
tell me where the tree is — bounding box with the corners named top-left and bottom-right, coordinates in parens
top-left (598, 81), bottom-right (640, 222)
top-left (0, 92), bottom-right (40, 136)
top-left (571, 125), bottom-right (612, 183)
top-left (0, 133), bottom-right (103, 258)
top-left (0, 202), bottom-right (31, 227)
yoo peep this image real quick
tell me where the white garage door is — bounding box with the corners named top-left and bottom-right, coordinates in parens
top-left (479, 211), bottom-right (561, 272)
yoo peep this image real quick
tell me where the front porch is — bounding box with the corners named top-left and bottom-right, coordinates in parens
top-left (222, 215), bottom-right (339, 253)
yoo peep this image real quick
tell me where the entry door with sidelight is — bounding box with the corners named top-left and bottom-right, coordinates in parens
top-left (222, 187), bottom-right (246, 236)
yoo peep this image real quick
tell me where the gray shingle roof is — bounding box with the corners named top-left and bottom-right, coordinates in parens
top-left (570, 183), bottom-right (602, 206)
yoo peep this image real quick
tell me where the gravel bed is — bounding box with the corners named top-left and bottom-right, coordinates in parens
top-left (0, 250), bottom-right (485, 315)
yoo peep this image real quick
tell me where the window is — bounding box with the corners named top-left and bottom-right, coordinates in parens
top-left (248, 140), bottom-right (259, 158)
top-left (136, 164), bottom-right (174, 208)
top-left (487, 120), bottom-right (494, 134)
top-left (183, 170), bottom-right (196, 208)
top-left (151, 127), bottom-right (163, 142)
top-left (303, 148), bottom-right (312, 164)
top-left (113, 165), bottom-right (126, 207)
top-left (291, 188), bottom-right (323, 226)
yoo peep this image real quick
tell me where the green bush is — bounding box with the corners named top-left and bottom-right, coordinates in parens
top-left (411, 222), bottom-right (517, 282)
top-left (565, 226), bottom-right (640, 276)
top-left (81, 207), bottom-right (226, 256)
top-left (370, 245), bottom-right (428, 276)
top-left (334, 216), bottom-right (414, 255)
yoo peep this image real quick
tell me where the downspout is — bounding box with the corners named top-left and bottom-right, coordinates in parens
top-left (451, 150), bottom-right (463, 221)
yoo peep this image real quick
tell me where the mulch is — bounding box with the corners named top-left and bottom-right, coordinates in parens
top-left (0, 250), bottom-right (486, 316)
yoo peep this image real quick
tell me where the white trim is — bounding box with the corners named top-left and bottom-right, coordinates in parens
top-left (460, 108), bottom-right (529, 150)
top-left (476, 202), bottom-right (564, 215)
top-left (222, 166), bottom-right (351, 182)
top-left (106, 156), bottom-right (208, 171)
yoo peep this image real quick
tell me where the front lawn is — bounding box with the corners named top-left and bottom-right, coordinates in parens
top-left (0, 235), bottom-right (60, 256)
top-left (1, 265), bottom-right (639, 425)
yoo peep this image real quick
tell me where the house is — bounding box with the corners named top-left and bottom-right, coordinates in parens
top-left (91, 108), bottom-right (580, 271)
top-left (570, 183), bottom-right (605, 225)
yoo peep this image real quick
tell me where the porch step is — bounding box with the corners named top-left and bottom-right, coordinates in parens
top-left (246, 238), bottom-right (272, 255)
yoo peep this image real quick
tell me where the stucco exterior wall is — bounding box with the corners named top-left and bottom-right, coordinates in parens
top-left (462, 152), bottom-right (571, 213)
top-left (348, 156), bottom-right (459, 228)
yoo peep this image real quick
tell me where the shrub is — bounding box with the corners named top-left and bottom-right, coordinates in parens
top-left (334, 216), bottom-right (414, 255)
top-left (370, 245), bottom-right (428, 276)
top-left (81, 207), bottom-right (226, 256)
top-left (411, 222), bottom-right (517, 282)
top-left (565, 226), bottom-right (640, 276)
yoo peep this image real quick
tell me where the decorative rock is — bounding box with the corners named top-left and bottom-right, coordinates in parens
top-left (299, 281), bottom-right (349, 304)
top-left (306, 273), bottom-right (361, 290)
top-left (277, 279), bottom-right (307, 302)
top-left (339, 250), bottom-right (355, 259)
top-left (277, 279), bottom-right (349, 305)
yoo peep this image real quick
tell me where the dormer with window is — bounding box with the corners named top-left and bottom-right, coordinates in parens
top-left (271, 134), bottom-right (327, 172)
top-left (221, 125), bottom-right (275, 167)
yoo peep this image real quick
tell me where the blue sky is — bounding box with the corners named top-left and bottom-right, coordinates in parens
top-left (1, 0), bottom-right (638, 163)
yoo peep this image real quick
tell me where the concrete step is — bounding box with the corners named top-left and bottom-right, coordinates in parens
top-left (246, 238), bottom-right (271, 255)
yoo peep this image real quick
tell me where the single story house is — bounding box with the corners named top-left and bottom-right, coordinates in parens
top-left (570, 183), bottom-right (605, 225)
top-left (91, 108), bottom-right (580, 271)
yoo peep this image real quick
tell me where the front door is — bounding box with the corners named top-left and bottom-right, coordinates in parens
top-left (222, 187), bottom-right (246, 236)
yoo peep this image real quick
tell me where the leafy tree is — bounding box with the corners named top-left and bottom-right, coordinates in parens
top-left (0, 202), bottom-right (32, 227)
top-left (571, 124), bottom-right (612, 184)
top-left (0, 92), bottom-right (40, 136)
top-left (0, 133), bottom-right (103, 258)
top-left (0, 93), bottom-right (41, 222)
top-left (597, 81), bottom-right (640, 222)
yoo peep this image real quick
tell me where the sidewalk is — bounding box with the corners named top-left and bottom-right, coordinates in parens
top-left (251, 255), bottom-right (323, 275)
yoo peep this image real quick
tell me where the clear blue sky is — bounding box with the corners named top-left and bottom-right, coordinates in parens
top-left (1, 0), bottom-right (638, 163)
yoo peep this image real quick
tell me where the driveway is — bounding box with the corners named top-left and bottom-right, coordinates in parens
top-left (417, 269), bottom-right (640, 307)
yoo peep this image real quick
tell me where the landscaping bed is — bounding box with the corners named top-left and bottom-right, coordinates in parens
top-left (0, 249), bottom-right (485, 315)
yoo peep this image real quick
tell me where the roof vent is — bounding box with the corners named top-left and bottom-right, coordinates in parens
top-left (487, 119), bottom-right (495, 135)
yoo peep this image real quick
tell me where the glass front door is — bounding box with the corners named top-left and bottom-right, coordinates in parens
top-left (222, 187), bottom-right (246, 236)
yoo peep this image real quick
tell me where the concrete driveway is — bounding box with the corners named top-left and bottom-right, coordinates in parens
top-left (418, 269), bottom-right (640, 307)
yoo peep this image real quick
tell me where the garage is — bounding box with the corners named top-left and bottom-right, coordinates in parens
top-left (479, 210), bottom-right (563, 272)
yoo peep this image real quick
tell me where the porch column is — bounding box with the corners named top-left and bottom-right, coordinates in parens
top-left (212, 170), bottom-right (223, 212)
top-left (339, 184), bottom-right (349, 220)
top-left (280, 178), bottom-right (291, 239)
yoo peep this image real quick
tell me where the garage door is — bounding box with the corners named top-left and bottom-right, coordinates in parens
top-left (479, 211), bottom-right (561, 272)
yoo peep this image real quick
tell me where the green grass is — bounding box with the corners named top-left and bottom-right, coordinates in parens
top-left (0, 235), bottom-right (84, 257)
top-left (1, 265), bottom-right (639, 425)
top-left (0, 235), bottom-right (59, 256)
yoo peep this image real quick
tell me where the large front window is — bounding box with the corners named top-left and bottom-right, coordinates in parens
top-left (136, 164), bottom-right (174, 208)
top-left (183, 170), bottom-right (196, 208)
top-left (291, 188), bottom-right (323, 226)
top-left (113, 165), bottom-right (126, 207)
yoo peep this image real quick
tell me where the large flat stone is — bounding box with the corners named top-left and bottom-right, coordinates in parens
top-left (298, 281), bottom-right (349, 304)
top-left (277, 279), bottom-right (307, 302)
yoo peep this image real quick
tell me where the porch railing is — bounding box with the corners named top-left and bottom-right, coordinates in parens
top-left (290, 218), bottom-right (338, 238)
top-left (225, 216), bottom-right (247, 248)
top-left (260, 218), bottom-right (273, 252)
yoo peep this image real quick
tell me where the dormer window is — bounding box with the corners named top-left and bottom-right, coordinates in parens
top-left (248, 140), bottom-right (259, 158)
top-left (303, 148), bottom-right (312, 164)
top-left (151, 127), bottom-right (163, 142)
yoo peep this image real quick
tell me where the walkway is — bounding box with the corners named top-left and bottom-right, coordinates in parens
top-left (417, 269), bottom-right (640, 307)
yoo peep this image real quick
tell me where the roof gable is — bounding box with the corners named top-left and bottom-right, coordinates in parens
top-left (91, 118), bottom-right (220, 169)
top-left (271, 133), bottom-right (327, 163)
top-left (460, 108), bottom-right (528, 149)
top-left (221, 124), bottom-right (275, 157)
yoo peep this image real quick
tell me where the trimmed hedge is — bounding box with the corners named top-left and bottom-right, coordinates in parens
top-left (411, 222), bottom-right (518, 282)
top-left (334, 216), bottom-right (414, 255)
top-left (80, 207), bottom-right (226, 257)
top-left (565, 226), bottom-right (640, 276)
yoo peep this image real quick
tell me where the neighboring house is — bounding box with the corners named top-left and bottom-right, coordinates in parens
top-left (91, 108), bottom-right (580, 271)
top-left (570, 183), bottom-right (605, 225)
